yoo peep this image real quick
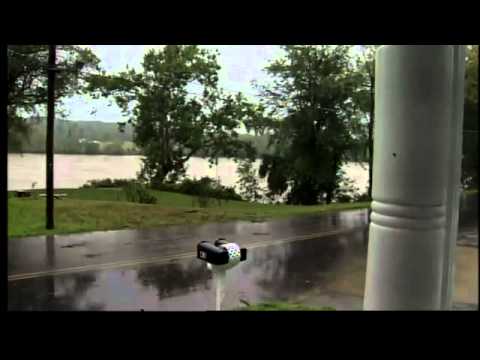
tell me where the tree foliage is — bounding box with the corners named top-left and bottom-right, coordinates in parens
top-left (7, 45), bottom-right (100, 150)
top-left (236, 159), bottom-right (263, 202)
top-left (258, 45), bottom-right (358, 205)
top-left (351, 45), bottom-right (381, 199)
top-left (87, 45), bottom-right (257, 184)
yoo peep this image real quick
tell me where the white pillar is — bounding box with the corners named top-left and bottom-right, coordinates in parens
top-left (364, 45), bottom-right (457, 310)
top-left (441, 45), bottom-right (466, 309)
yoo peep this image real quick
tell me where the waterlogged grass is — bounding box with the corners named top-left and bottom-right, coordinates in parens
top-left (8, 198), bottom-right (234, 238)
top-left (237, 302), bottom-right (335, 311)
top-left (58, 187), bottom-right (370, 217)
top-left (8, 188), bottom-right (370, 237)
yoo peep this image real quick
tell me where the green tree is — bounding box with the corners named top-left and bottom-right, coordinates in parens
top-left (88, 45), bottom-right (256, 184)
top-left (243, 103), bottom-right (273, 136)
top-left (236, 159), bottom-right (262, 202)
top-left (351, 45), bottom-right (381, 199)
top-left (103, 142), bottom-right (125, 155)
top-left (463, 45), bottom-right (478, 188)
top-left (83, 141), bottom-right (100, 154)
top-left (7, 45), bottom-right (100, 150)
top-left (258, 45), bottom-right (358, 205)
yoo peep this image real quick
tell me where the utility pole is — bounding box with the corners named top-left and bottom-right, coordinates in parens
top-left (364, 45), bottom-right (463, 310)
top-left (46, 45), bottom-right (56, 229)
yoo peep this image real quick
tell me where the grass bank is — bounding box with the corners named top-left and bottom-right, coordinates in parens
top-left (8, 188), bottom-right (370, 238)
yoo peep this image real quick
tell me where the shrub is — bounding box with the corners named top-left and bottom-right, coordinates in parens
top-left (83, 178), bottom-right (112, 188)
top-left (221, 186), bottom-right (243, 201)
top-left (83, 142), bottom-right (100, 154)
top-left (123, 182), bottom-right (157, 204)
top-left (335, 193), bottom-right (353, 203)
top-left (112, 179), bottom-right (133, 187)
top-left (103, 142), bottom-right (125, 155)
top-left (177, 178), bottom-right (209, 196)
top-left (151, 176), bottom-right (243, 202)
top-left (83, 178), bottom-right (134, 188)
top-left (150, 178), bottom-right (178, 192)
top-left (333, 189), bottom-right (370, 203)
top-left (354, 192), bottom-right (371, 202)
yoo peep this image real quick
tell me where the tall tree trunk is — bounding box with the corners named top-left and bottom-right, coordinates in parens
top-left (326, 154), bottom-right (340, 205)
top-left (326, 190), bottom-right (333, 205)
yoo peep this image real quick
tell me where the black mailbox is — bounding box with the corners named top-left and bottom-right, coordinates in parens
top-left (240, 248), bottom-right (247, 261)
top-left (214, 238), bottom-right (228, 246)
top-left (197, 239), bottom-right (247, 266)
top-left (197, 241), bottom-right (230, 265)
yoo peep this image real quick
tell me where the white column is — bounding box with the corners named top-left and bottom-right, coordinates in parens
top-left (441, 45), bottom-right (466, 309)
top-left (364, 45), bottom-right (455, 310)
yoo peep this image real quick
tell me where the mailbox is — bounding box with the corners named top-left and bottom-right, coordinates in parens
top-left (197, 239), bottom-right (247, 270)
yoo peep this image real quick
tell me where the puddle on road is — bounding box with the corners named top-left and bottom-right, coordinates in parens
top-left (8, 209), bottom-right (369, 276)
top-left (8, 229), bottom-right (370, 311)
top-left (60, 242), bottom-right (87, 249)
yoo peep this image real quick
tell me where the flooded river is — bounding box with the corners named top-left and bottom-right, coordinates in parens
top-left (8, 153), bottom-right (369, 194)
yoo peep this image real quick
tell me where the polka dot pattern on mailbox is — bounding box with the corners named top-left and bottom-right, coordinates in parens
top-left (222, 243), bottom-right (241, 262)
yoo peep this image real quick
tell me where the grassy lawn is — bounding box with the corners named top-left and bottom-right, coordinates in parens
top-left (237, 302), bottom-right (335, 311)
top-left (8, 188), bottom-right (370, 238)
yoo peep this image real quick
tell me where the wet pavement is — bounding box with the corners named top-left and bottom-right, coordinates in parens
top-left (8, 229), bottom-right (370, 311)
top-left (8, 210), bottom-right (368, 277)
top-left (8, 194), bottom-right (478, 311)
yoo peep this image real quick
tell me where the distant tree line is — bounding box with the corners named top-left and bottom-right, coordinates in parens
top-left (7, 118), bottom-right (140, 155)
top-left (7, 117), bottom-right (298, 158)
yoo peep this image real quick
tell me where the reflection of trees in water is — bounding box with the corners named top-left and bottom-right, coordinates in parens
top-left (9, 234), bottom-right (101, 311)
top-left (8, 273), bottom-right (99, 311)
top-left (136, 260), bottom-right (211, 300)
top-left (252, 237), bottom-right (347, 299)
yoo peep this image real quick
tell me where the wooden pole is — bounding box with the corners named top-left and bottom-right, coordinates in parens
top-left (46, 45), bottom-right (56, 229)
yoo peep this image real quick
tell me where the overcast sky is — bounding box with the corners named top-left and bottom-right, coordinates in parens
top-left (61, 45), bottom-right (286, 122)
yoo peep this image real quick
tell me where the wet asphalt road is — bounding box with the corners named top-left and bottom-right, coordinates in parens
top-left (8, 210), bottom-right (368, 277)
top-left (8, 194), bottom-right (478, 311)
top-left (8, 230), bottom-right (369, 311)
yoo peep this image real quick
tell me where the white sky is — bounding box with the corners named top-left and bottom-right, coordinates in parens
top-left (61, 45), bottom-right (287, 122)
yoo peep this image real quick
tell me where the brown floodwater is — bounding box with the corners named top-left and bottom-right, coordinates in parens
top-left (8, 153), bottom-right (369, 193)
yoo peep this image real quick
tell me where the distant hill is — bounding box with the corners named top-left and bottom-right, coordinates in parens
top-left (8, 118), bottom-right (140, 155)
top-left (9, 118), bottom-right (368, 161)
top-left (8, 118), bottom-right (274, 157)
